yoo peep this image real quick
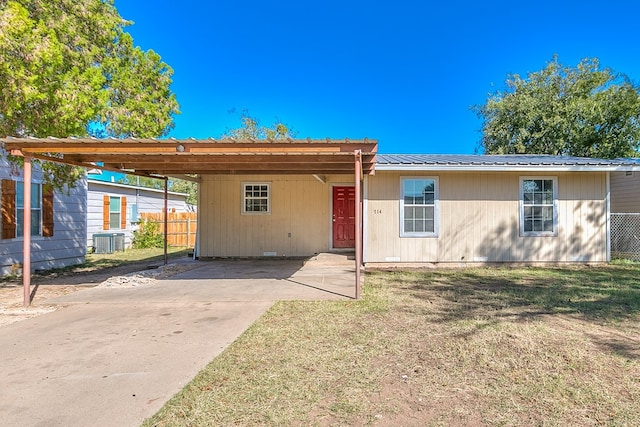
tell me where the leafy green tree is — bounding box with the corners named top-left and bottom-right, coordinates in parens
top-left (473, 56), bottom-right (640, 158)
top-left (169, 178), bottom-right (197, 207)
top-left (0, 0), bottom-right (180, 189)
top-left (116, 174), bottom-right (197, 207)
top-left (117, 175), bottom-right (165, 190)
top-left (223, 109), bottom-right (296, 140)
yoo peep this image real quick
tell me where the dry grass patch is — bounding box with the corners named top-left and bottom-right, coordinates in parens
top-left (144, 265), bottom-right (640, 426)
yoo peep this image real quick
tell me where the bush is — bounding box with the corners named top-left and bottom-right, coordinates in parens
top-left (132, 219), bottom-right (164, 249)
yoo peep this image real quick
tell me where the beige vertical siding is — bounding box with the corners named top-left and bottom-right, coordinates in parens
top-left (611, 171), bottom-right (640, 212)
top-left (199, 174), bottom-right (352, 257)
top-left (365, 171), bottom-right (608, 263)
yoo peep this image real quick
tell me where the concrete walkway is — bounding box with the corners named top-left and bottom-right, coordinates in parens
top-left (0, 254), bottom-right (355, 427)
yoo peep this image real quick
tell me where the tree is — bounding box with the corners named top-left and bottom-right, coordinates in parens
top-left (223, 109), bottom-right (296, 140)
top-left (117, 175), bottom-right (165, 190)
top-left (116, 174), bottom-right (197, 208)
top-left (473, 56), bottom-right (640, 158)
top-left (169, 178), bottom-right (197, 207)
top-left (0, 0), bottom-right (180, 189)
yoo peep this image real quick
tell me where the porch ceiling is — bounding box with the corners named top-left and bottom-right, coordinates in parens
top-left (1, 137), bottom-right (378, 179)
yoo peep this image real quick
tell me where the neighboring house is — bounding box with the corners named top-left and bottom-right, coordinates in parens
top-left (197, 154), bottom-right (634, 264)
top-left (86, 177), bottom-right (190, 250)
top-left (610, 168), bottom-right (639, 213)
top-left (0, 155), bottom-right (86, 276)
top-left (609, 161), bottom-right (640, 259)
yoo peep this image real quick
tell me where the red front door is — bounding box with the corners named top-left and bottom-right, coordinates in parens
top-left (332, 186), bottom-right (356, 248)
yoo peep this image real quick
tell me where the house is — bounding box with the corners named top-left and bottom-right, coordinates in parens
top-left (3, 138), bottom-right (640, 274)
top-left (0, 153), bottom-right (87, 276)
top-left (198, 153), bottom-right (636, 264)
top-left (86, 176), bottom-right (191, 250)
top-left (0, 154), bottom-right (190, 276)
top-left (365, 155), bottom-right (622, 264)
top-left (610, 165), bottom-right (640, 213)
top-left (608, 161), bottom-right (640, 260)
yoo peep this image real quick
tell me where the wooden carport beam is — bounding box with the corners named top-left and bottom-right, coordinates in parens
top-left (9, 149), bottom-right (173, 181)
top-left (3, 138), bottom-right (378, 178)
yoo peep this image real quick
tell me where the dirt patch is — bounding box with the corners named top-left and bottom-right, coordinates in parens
top-left (0, 284), bottom-right (86, 327)
top-left (0, 261), bottom-right (200, 328)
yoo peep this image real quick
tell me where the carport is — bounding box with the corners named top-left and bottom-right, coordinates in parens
top-left (2, 137), bottom-right (378, 306)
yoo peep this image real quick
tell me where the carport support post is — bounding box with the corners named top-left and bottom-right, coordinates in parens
top-left (354, 150), bottom-right (362, 299)
top-left (23, 156), bottom-right (32, 307)
top-left (163, 177), bottom-right (168, 265)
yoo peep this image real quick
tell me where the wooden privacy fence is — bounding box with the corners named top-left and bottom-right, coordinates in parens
top-left (139, 212), bottom-right (197, 247)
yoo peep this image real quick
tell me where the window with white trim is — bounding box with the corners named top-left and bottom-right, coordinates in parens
top-left (16, 181), bottom-right (42, 237)
top-left (242, 183), bottom-right (271, 214)
top-left (520, 177), bottom-right (558, 236)
top-left (400, 177), bottom-right (438, 237)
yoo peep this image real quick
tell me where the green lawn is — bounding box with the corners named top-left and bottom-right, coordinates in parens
top-left (143, 264), bottom-right (640, 426)
top-left (2, 247), bottom-right (190, 283)
top-left (85, 246), bottom-right (189, 267)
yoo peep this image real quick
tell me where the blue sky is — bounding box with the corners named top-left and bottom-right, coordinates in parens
top-left (115, 1), bottom-right (640, 154)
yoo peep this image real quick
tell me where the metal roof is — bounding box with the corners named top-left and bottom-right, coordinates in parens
top-left (614, 157), bottom-right (640, 163)
top-left (2, 135), bottom-right (638, 174)
top-left (376, 154), bottom-right (640, 171)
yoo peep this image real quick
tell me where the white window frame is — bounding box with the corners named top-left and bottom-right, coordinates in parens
top-left (16, 181), bottom-right (42, 237)
top-left (400, 176), bottom-right (439, 237)
top-left (242, 182), bottom-right (271, 215)
top-left (519, 176), bottom-right (558, 237)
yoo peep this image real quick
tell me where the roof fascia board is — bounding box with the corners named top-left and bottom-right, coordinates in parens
top-left (375, 164), bottom-right (640, 172)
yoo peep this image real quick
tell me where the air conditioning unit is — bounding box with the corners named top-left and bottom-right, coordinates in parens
top-left (113, 233), bottom-right (125, 252)
top-left (93, 233), bottom-right (114, 254)
top-left (93, 233), bottom-right (126, 254)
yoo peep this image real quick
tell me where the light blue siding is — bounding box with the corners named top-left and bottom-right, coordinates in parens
top-left (1, 156), bottom-right (87, 276)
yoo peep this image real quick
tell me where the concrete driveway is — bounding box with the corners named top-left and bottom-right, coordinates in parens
top-left (0, 254), bottom-right (355, 427)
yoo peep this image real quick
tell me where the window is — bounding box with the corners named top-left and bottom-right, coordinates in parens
top-left (130, 203), bottom-right (139, 224)
top-left (16, 182), bottom-right (42, 237)
top-left (102, 195), bottom-right (126, 230)
top-left (242, 183), bottom-right (270, 214)
top-left (520, 177), bottom-right (558, 236)
top-left (109, 196), bottom-right (121, 229)
top-left (400, 177), bottom-right (438, 237)
top-left (1, 179), bottom-right (53, 239)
